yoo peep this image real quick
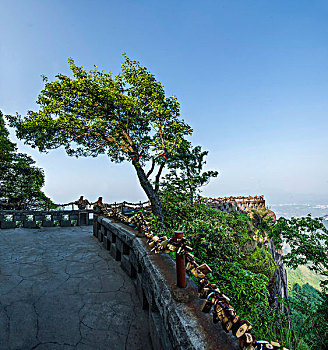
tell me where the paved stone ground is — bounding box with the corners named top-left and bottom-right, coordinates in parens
top-left (0, 226), bottom-right (153, 350)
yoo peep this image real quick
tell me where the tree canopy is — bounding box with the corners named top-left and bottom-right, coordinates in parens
top-left (0, 111), bottom-right (51, 207)
top-left (7, 55), bottom-right (196, 219)
top-left (161, 139), bottom-right (218, 199)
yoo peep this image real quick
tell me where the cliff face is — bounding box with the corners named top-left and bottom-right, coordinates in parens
top-left (269, 241), bottom-right (289, 308)
top-left (269, 240), bottom-right (293, 328)
top-left (205, 196), bottom-right (292, 322)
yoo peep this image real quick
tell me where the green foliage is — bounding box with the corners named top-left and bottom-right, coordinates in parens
top-left (150, 191), bottom-right (282, 343)
top-left (249, 301), bottom-right (310, 350)
top-left (6, 55), bottom-right (193, 218)
top-left (150, 191), bottom-right (328, 347)
top-left (160, 139), bottom-right (218, 199)
top-left (289, 283), bottom-right (328, 350)
top-left (270, 215), bottom-right (328, 277)
top-left (241, 246), bottom-right (276, 279)
top-left (0, 111), bottom-right (51, 207)
top-left (213, 261), bottom-right (269, 317)
top-left (286, 265), bottom-right (324, 292)
top-left (269, 214), bottom-right (328, 349)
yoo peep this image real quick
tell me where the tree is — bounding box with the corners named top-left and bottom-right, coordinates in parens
top-left (0, 111), bottom-right (51, 207)
top-left (6, 56), bottom-right (193, 220)
top-left (0, 110), bottom-right (16, 174)
top-left (269, 215), bottom-right (328, 349)
top-left (160, 139), bottom-right (218, 200)
top-left (270, 215), bottom-right (328, 278)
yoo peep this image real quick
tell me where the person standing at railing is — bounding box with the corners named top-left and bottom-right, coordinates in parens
top-left (75, 196), bottom-right (90, 210)
top-left (93, 196), bottom-right (107, 216)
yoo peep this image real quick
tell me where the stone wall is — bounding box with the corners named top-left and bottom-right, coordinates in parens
top-left (0, 210), bottom-right (93, 229)
top-left (94, 215), bottom-right (239, 350)
top-left (205, 195), bottom-right (265, 214)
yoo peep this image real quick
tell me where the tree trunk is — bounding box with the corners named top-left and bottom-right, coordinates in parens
top-left (132, 160), bottom-right (163, 222)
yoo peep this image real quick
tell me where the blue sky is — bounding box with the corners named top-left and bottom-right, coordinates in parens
top-left (1, 0), bottom-right (327, 205)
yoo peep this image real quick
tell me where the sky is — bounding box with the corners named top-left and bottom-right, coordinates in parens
top-left (1, 0), bottom-right (328, 205)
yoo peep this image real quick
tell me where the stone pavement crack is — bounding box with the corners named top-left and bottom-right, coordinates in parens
top-left (0, 226), bottom-right (153, 350)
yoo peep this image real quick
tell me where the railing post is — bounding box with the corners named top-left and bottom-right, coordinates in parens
top-left (175, 231), bottom-right (186, 288)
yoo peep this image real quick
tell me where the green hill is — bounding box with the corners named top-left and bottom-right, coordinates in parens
top-left (286, 265), bottom-right (325, 291)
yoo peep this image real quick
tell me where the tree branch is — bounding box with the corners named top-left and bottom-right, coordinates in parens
top-left (146, 158), bottom-right (155, 178)
top-left (154, 161), bottom-right (166, 193)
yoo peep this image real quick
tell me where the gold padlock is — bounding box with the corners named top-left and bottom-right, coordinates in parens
top-left (232, 315), bottom-right (240, 324)
top-left (199, 287), bottom-right (210, 299)
top-left (200, 299), bottom-right (213, 313)
top-left (167, 244), bottom-right (177, 251)
top-left (213, 310), bottom-right (220, 324)
top-left (190, 268), bottom-right (205, 279)
top-left (200, 292), bottom-right (214, 313)
top-left (236, 323), bottom-right (248, 338)
top-left (269, 341), bottom-right (280, 347)
top-left (197, 263), bottom-right (212, 275)
top-left (225, 320), bottom-right (233, 331)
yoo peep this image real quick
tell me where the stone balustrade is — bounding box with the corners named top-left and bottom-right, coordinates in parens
top-left (0, 209), bottom-right (94, 229)
top-left (94, 215), bottom-right (238, 350)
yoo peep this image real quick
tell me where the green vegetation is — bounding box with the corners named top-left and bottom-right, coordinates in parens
top-left (6, 56), bottom-right (195, 220)
top-left (0, 111), bottom-right (51, 207)
top-left (287, 265), bottom-right (324, 292)
top-left (149, 192), bottom-right (328, 349)
top-left (5, 55), bottom-right (327, 348)
top-left (270, 215), bottom-right (328, 349)
top-left (150, 191), bottom-right (284, 344)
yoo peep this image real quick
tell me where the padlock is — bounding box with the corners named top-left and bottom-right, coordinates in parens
top-left (213, 310), bottom-right (221, 324)
top-left (224, 320), bottom-right (233, 331)
top-left (224, 307), bottom-right (235, 319)
top-left (197, 263), bottom-right (212, 275)
top-left (221, 318), bottom-right (231, 333)
top-left (200, 299), bottom-right (213, 313)
top-left (269, 341), bottom-right (280, 348)
top-left (167, 243), bottom-right (176, 251)
top-left (221, 312), bottom-right (229, 324)
top-left (198, 279), bottom-right (207, 293)
top-left (236, 323), bottom-right (248, 338)
top-left (244, 333), bottom-right (253, 344)
top-left (256, 341), bottom-right (270, 350)
top-left (199, 287), bottom-right (210, 299)
top-left (161, 240), bottom-right (168, 248)
top-left (200, 292), bottom-right (214, 313)
top-left (214, 302), bottom-right (224, 314)
top-left (190, 268), bottom-right (205, 279)
top-left (233, 315), bottom-right (240, 324)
